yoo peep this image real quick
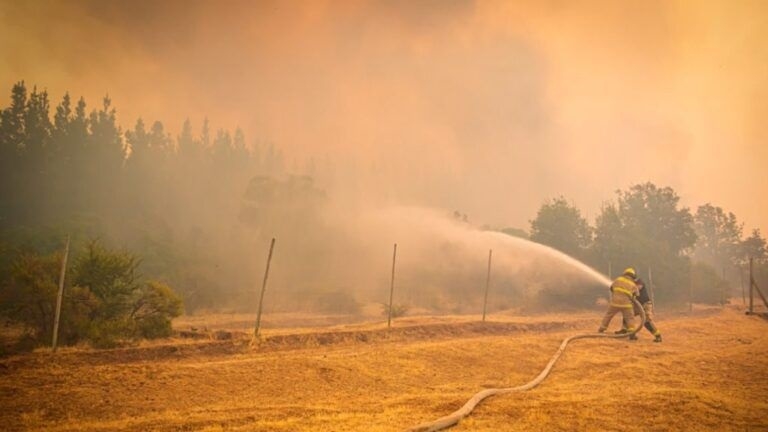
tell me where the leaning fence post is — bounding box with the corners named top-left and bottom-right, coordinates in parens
top-left (749, 257), bottom-right (754, 314)
top-left (52, 235), bottom-right (70, 353)
top-left (387, 243), bottom-right (397, 329)
top-left (482, 249), bottom-right (492, 322)
top-left (254, 238), bottom-right (276, 338)
top-left (740, 264), bottom-right (746, 306)
top-left (721, 266), bottom-right (727, 307)
top-left (748, 258), bottom-right (768, 311)
top-left (689, 266), bottom-right (694, 314)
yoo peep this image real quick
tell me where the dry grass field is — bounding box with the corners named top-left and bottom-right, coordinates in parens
top-left (2, 306), bottom-right (768, 432)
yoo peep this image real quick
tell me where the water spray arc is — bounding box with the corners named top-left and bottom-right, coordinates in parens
top-left (477, 229), bottom-right (609, 287)
top-left (405, 298), bottom-right (647, 432)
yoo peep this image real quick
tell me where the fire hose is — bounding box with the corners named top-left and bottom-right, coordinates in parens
top-left (406, 297), bottom-right (647, 432)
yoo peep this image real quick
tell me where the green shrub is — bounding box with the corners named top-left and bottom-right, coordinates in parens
top-left (0, 240), bottom-right (184, 349)
top-left (381, 302), bottom-right (409, 318)
top-left (312, 289), bottom-right (360, 315)
top-left (131, 281), bottom-right (183, 339)
top-left (85, 318), bottom-right (132, 349)
top-left (0, 252), bottom-right (61, 344)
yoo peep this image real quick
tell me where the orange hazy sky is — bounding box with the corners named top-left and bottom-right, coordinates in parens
top-left (1, 0), bottom-right (766, 233)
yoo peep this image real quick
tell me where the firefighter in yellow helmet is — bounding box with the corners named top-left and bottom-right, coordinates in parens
top-left (598, 267), bottom-right (640, 340)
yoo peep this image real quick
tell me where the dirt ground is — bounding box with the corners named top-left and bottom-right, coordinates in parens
top-left (2, 306), bottom-right (768, 431)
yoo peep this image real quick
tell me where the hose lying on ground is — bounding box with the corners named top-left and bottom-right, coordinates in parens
top-left (406, 298), bottom-right (647, 432)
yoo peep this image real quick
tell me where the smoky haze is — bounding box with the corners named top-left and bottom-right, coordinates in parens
top-left (248, 197), bottom-right (610, 314)
top-left (1, 0), bottom-right (766, 312)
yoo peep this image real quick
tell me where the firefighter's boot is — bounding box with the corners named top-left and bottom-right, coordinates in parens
top-left (628, 333), bottom-right (638, 341)
top-left (654, 334), bottom-right (662, 343)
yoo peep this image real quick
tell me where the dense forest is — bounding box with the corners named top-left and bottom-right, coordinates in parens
top-left (0, 81), bottom-right (294, 348)
top-left (0, 80), bottom-right (290, 306)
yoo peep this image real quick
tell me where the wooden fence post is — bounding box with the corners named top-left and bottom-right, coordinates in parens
top-left (689, 266), bottom-right (694, 314)
top-left (254, 238), bottom-right (276, 338)
top-left (740, 264), bottom-right (746, 306)
top-left (748, 258), bottom-right (768, 311)
top-left (482, 249), bottom-right (492, 322)
top-left (52, 235), bottom-right (70, 353)
top-left (387, 243), bottom-right (397, 329)
top-left (722, 266), bottom-right (727, 307)
top-left (749, 257), bottom-right (754, 314)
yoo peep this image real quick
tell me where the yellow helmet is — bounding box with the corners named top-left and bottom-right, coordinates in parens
top-left (623, 267), bottom-right (637, 279)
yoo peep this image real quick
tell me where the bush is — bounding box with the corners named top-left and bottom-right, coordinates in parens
top-left (72, 241), bottom-right (184, 344)
top-left (85, 318), bottom-right (132, 349)
top-left (312, 289), bottom-right (360, 315)
top-left (381, 302), bottom-right (409, 318)
top-left (131, 281), bottom-right (183, 339)
top-left (0, 252), bottom-right (61, 344)
top-left (0, 240), bottom-right (184, 349)
top-left (73, 240), bottom-right (141, 320)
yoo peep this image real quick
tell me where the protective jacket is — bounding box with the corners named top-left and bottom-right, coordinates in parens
top-left (609, 275), bottom-right (638, 308)
top-left (624, 277), bottom-right (661, 338)
top-left (635, 278), bottom-right (650, 304)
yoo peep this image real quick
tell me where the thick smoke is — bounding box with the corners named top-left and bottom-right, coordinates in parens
top-left (247, 195), bottom-right (608, 314)
top-left (1, 1), bottom-right (766, 313)
top-left (1, 0), bottom-right (766, 231)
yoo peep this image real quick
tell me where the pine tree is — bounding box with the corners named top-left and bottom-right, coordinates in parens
top-left (0, 81), bottom-right (27, 154)
top-left (23, 86), bottom-right (52, 161)
top-left (89, 96), bottom-right (124, 171)
top-left (177, 118), bottom-right (197, 160)
top-left (86, 96), bottom-right (124, 215)
top-left (0, 82), bottom-right (27, 225)
top-left (232, 127), bottom-right (251, 172)
top-left (72, 97), bottom-right (89, 144)
top-left (67, 96), bottom-right (91, 214)
top-left (125, 118), bottom-right (150, 165)
top-left (19, 86), bottom-right (53, 222)
top-left (52, 93), bottom-right (73, 163)
top-left (211, 128), bottom-right (232, 163)
top-left (46, 92), bottom-right (75, 218)
top-left (149, 120), bottom-right (172, 161)
top-left (200, 117), bottom-right (210, 149)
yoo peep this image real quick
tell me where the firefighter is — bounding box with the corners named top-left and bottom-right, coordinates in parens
top-left (598, 267), bottom-right (639, 340)
top-left (617, 277), bottom-right (662, 342)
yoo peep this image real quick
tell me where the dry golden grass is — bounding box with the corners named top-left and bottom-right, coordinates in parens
top-left (2, 306), bottom-right (767, 431)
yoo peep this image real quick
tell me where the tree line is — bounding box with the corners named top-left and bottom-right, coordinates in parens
top-left (0, 80), bottom-right (292, 303)
top-left (0, 80), bottom-right (285, 229)
top-left (0, 80), bottom-right (291, 350)
top-left (526, 183), bottom-right (767, 304)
